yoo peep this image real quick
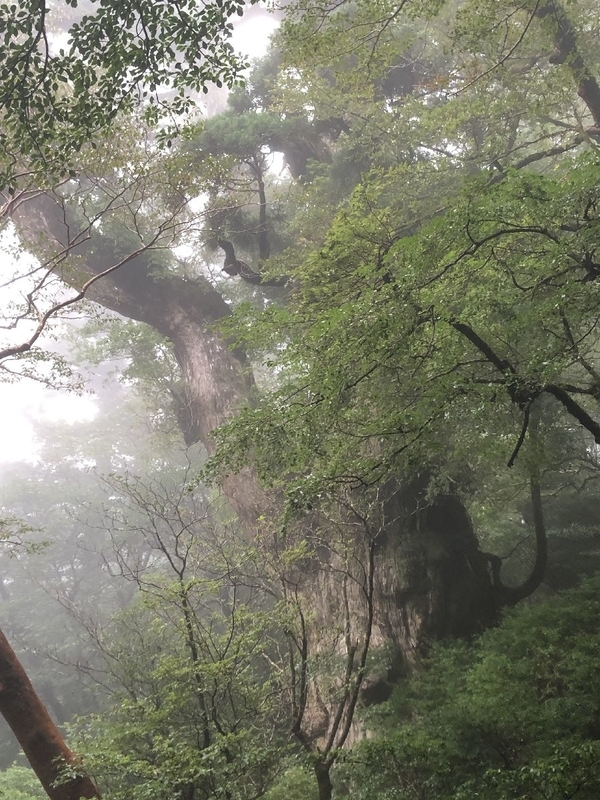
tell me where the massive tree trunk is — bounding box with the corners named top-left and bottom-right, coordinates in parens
top-left (1, 2), bottom-right (594, 793)
top-left (2, 0), bottom-right (591, 694)
top-left (375, 477), bottom-right (499, 661)
top-left (2, 188), bottom-right (547, 792)
top-left (0, 628), bottom-right (100, 799)
top-left (0, 174), bottom-right (552, 800)
top-left (8, 190), bottom-right (272, 530)
top-left (5, 190), bottom-right (531, 650)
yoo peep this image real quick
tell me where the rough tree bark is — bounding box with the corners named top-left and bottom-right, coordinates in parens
top-left (0, 157), bottom-right (550, 800)
top-left (1, 4), bottom-right (596, 797)
top-left (5, 189), bottom-right (543, 653)
top-left (2, 0), bottom-right (593, 680)
top-left (376, 478), bottom-right (499, 658)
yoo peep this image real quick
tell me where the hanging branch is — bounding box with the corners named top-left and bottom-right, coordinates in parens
top-left (451, 320), bottom-right (600, 444)
top-left (545, 384), bottom-right (600, 444)
top-left (507, 401), bottom-right (532, 468)
top-left (487, 409), bottom-right (549, 605)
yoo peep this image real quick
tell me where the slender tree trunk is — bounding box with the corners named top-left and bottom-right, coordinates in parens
top-left (314, 760), bottom-right (333, 800)
top-left (0, 627), bottom-right (100, 799)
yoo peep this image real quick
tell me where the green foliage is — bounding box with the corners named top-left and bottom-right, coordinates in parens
top-left (342, 576), bottom-right (600, 799)
top-left (211, 153), bottom-right (600, 516)
top-left (73, 316), bottom-right (188, 440)
top-left (262, 766), bottom-right (319, 800)
top-left (6, 2), bottom-right (600, 798)
top-left (200, 111), bottom-right (291, 160)
top-left (0, 0), bottom-right (253, 184)
top-left (0, 365), bottom-right (209, 766)
top-left (0, 764), bottom-right (46, 800)
top-left (0, 516), bottom-right (44, 556)
top-left (72, 588), bottom-right (289, 800)
top-left (205, 0), bottom-right (600, 515)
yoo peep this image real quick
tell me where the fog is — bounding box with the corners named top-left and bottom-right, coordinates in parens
top-left (1, 2), bottom-right (600, 799)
